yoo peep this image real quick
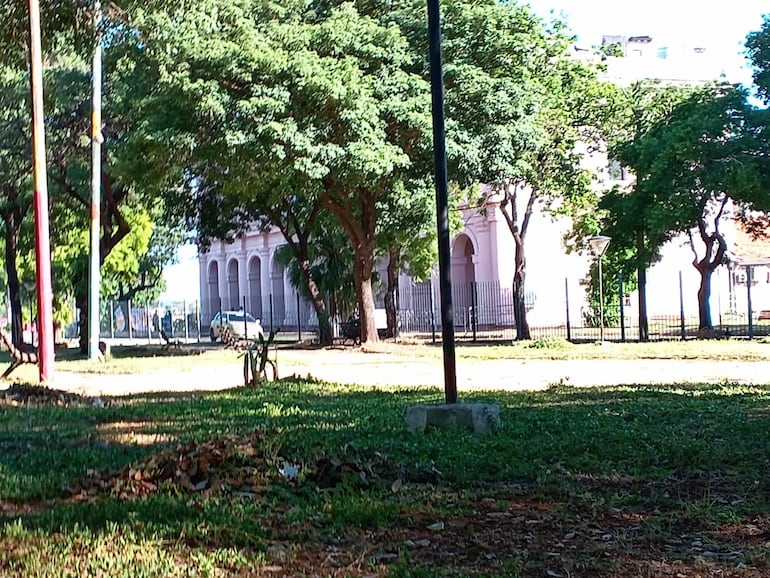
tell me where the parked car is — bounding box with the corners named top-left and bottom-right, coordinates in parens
top-left (210, 311), bottom-right (264, 342)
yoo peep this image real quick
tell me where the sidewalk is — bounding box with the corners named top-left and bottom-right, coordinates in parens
top-left (42, 349), bottom-right (770, 398)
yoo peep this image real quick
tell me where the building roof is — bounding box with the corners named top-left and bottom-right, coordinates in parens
top-left (729, 225), bottom-right (770, 266)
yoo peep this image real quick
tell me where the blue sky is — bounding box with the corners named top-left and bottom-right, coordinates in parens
top-left (160, 1), bottom-right (769, 304)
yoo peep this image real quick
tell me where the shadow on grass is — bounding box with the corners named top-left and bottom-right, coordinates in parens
top-left (2, 379), bottom-right (770, 543)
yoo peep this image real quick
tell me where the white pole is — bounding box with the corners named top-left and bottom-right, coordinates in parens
top-left (88, 0), bottom-right (103, 360)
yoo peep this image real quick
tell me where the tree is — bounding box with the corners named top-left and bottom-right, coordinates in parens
top-left (0, 65), bottom-right (32, 345)
top-left (307, 5), bottom-right (433, 343)
top-left (41, 49), bottom-right (177, 351)
top-left (274, 212), bottom-right (358, 327)
top-left (375, 178), bottom-right (437, 338)
top-left (618, 84), bottom-right (769, 331)
top-left (0, 5), bottom-right (184, 351)
top-left (577, 81), bottom-right (694, 341)
top-left (120, 0), bottom-right (433, 344)
top-left (429, 1), bottom-right (617, 340)
top-left (111, 1), bottom-right (342, 345)
top-left (496, 56), bottom-right (615, 341)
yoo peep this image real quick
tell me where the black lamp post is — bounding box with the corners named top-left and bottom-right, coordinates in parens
top-left (427, 0), bottom-right (457, 403)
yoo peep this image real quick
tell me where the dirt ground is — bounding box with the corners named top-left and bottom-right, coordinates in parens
top-left (39, 344), bottom-right (770, 398)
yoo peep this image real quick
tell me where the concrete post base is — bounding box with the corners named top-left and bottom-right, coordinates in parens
top-left (406, 403), bottom-right (501, 436)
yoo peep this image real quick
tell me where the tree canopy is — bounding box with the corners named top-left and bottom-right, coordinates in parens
top-left (604, 83), bottom-right (770, 330)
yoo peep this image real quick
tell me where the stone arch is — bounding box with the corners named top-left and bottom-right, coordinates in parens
top-left (451, 234), bottom-right (477, 327)
top-left (248, 255), bottom-right (263, 320)
top-left (207, 260), bottom-right (221, 316)
top-left (451, 234), bottom-right (476, 286)
top-left (227, 259), bottom-right (240, 310)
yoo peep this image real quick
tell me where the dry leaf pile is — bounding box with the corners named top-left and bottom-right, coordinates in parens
top-left (0, 384), bottom-right (102, 407)
top-left (70, 431), bottom-right (278, 501)
top-left (69, 433), bottom-right (409, 502)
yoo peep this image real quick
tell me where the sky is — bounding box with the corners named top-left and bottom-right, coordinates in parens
top-left (159, 1), bottom-right (769, 304)
top-left (527, 0), bottom-right (767, 85)
top-left (159, 244), bottom-right (199, 304)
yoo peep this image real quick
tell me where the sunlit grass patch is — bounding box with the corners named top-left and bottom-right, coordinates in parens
top-left (0, 518), bottom-right (266, 578)
top-left (2, 378), bottom-right (770, 576)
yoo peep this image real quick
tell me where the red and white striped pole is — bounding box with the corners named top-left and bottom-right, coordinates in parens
top-left (27, 0), bottom-right (55, 383)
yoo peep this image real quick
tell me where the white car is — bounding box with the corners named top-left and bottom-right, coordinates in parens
top-left (210, 311), bottom-right (264, 342)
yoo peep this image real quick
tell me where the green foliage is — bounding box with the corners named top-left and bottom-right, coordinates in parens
top-left (571, 82), bottom-right (694, 265)
top-left (0, 29), bottom-right (186, 349)
top-left (115, 0), bottom-right (436, 342)
top-left (274, 217), bottom-right (358, 318)
top-left (746, 15), bottom-right (770, 104)
top-left (525, 337), bottom-right (572, 350)
top-left (612, 83), bottom-right (768, 327)
top-left (583, 79), bottom-right (770, 330)
top-left (414, 1), bottom-right (621, 340)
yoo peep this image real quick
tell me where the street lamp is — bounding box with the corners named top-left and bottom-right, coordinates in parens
top-left (588, 235), bottom-right (611, 342)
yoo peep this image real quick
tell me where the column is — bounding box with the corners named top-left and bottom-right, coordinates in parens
top-left (238, 252), bottom-right (248, 311)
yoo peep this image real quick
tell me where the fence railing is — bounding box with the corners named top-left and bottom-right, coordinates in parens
top-left (392, 277), bottom-right (770, 343)
top-left (50, 275), bottom-right (769, 344)
top-left (63, 294), bottom-right (323, 343)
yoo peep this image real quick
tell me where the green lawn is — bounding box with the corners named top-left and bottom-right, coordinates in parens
top-left (452, 336), bottom-right (770, 361)
top-left (2, 371), bottom-right (770, 577)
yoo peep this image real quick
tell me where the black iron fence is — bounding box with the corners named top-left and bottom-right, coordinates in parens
top-left (393, 277), bottom-right (770, 343)
top-left (66, 293), bottom-right (322, 343)
top-left (48, 275), bottom-right (768, 344)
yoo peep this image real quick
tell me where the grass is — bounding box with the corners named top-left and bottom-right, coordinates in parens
top-left (452, 336), bottom-right (770, 361)
top-left (2, 364), bottom-right (770, 576)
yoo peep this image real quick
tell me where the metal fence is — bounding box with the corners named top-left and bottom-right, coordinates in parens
top-left (69, 293), bottom-right (322, 343)
top-left (393, 277), bottom-right (770, 343)
top-left (46, 274), bottom-right (768, 344)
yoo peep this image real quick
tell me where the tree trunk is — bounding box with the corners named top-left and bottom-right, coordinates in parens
top-left (298, 259), bottom-right (332, 346)
top-left (497, 182), bottom-right (534, 341)
top-left (512, 236), bottom-right (531, 340)
top-left (3, 206), bottom-right (23, 346)
top-left (352, 246), bottom-right (378, 344)
top-left (695, 260), bottom-right (714, 330)
top-left (384, 247), bottom-right (399, 339)
top-left (320, 181), bottom-right (380, 344)
top-left (636, 230), bottom-right (649, 342)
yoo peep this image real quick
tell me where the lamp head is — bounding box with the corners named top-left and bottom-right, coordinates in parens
top-left (587, 235), bottom-right (611, 257)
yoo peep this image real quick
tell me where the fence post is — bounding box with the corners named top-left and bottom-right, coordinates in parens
top-left (242, 295), bottom-right (247, 339)
top-left (184, 299), bottom-right (189, 342)
top-left (296, 291), bottom-right (302, 342)
top-left (196, 300), bottom-right (201, 343)
top-left (146, 301), bottom-right (151, 344)
top-left (679, 271), bottom-right (686, 341)
top-left (747, 266), bottom-right (754, 340)
top-left (564, 278), bottom-right (571, 342)
top-left (619, 272), bottom-right (626, 343)
top-left (429, 279), bottom-right (436, 344)
top-left (126, 299), bottom-right (132, 340)
top-left (470, 282), bottom-right (477, 343)
top-left (269, 294), bottom-right (274, 332)
top-left (109, 300), bottom-right (115, 339)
